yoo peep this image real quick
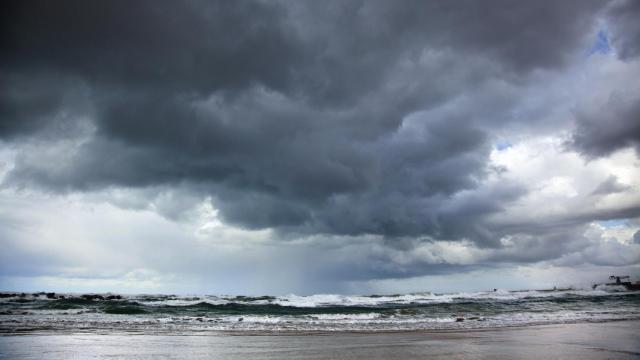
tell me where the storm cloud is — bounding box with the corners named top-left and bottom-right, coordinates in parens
top-left (1, 0), bottom-right (639, 293)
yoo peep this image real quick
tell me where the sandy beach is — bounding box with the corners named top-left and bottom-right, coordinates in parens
top-left (1, 320), bottom-right (638, 359)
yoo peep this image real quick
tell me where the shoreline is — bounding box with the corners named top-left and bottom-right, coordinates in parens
top-left (222, 318), bottom-right (640, 336)
top-left (1, 318), bottom-right (638, 337)
top-left (1, 320), bottom-right (639, 359)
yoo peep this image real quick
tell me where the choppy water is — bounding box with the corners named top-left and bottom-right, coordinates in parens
top-left (1, 286), bottom-right (639, 333)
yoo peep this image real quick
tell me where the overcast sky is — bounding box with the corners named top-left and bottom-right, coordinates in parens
top-left (1, 0), bottom-right (639, 295)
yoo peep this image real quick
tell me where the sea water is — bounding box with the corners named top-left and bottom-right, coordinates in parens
top-left (1, 287), bottom-right (639, 333)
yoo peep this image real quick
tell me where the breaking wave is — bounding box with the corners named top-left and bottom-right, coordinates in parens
top-left (1, 288), bottom-right (638, 333)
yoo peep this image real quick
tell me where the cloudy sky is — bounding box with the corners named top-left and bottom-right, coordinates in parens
top-left (1, 0), bottom-right (639, 295)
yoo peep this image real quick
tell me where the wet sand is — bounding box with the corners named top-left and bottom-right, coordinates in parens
top-left (1, 320), bottom-right (638, 359)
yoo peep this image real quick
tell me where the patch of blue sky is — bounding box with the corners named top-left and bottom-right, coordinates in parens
top-left (495, 141), bottom-right (513, 151)
top-left (598, 219), bottom-right (628, 228)
top-left (587, 30), bottom-right (611, 56)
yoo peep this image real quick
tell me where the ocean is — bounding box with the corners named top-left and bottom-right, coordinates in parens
top-left (1, 286), bottom-right (639, 334)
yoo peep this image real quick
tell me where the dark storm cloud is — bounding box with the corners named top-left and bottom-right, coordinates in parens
top-left (0, 73), bottom-right (93, 139)
top-left (0, 0), bottom-right (300, 94)
top-left (569, 92), bottom-right (640, 158)
top-left (0, 0), bottom-right (620, 253)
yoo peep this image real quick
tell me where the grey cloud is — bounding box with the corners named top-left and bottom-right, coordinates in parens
top-left (580, 241), bottom-right (640, 267)
top-left (591, 175), bottom-right (631, 195)
top-left (569, 92), bottom-right (640, 157)
top-left (1, 0), bottom-right (301, 95)
top-left (0, 73), bottom-right (93, 140)
top-left (634, 230), bottom-right (640, 244)
top-left (0, 0), bottom-right (626, 253)
top-left (290, 0), bottom-right (604, 76)
top-left (607, 0), bottom-right (640, 60)
top-left (488, 227), bottom-right (593, 264)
